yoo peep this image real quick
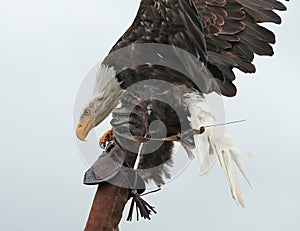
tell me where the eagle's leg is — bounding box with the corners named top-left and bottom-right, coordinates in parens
top-left (99, 129), bottom-right (113, 149)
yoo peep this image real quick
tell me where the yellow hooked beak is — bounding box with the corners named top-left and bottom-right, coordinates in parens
top-left (76, 115), bottom-right (95, 141)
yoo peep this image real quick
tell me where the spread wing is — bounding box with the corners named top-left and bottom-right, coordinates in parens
top-left (192, 0), bottom-right (288, 96)
top-left (106, 0), bottom-right (287, 96)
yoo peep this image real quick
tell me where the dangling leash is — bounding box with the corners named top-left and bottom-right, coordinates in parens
top-left (119, 136), bottom-right (162, 221)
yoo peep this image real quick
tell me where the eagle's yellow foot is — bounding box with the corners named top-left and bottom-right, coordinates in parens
top-left (99, 129), bottom-right (113, 149)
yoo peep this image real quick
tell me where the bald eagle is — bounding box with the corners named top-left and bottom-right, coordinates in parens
top-left (76, 0), bottom-right (287, 207)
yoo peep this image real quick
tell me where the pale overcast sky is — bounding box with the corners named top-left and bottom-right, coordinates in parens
top-left (0, 0), bottom-right (299, 230)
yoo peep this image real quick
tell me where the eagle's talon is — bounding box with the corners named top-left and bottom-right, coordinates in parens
top-left (99, 141), bottom-right (106, 149)
top-left (99, 129), bottom-right (113, 149)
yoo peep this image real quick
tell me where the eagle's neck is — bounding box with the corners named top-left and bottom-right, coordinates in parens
top-left (92, 64), bottom-right (123, 126)
top-left (93, 64), bottom-right (120, 97)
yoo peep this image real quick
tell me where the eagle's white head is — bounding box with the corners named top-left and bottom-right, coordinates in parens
top-left (76, 64), bottom-right (123, 141)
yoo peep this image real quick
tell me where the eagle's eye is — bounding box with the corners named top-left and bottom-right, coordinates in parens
top-left (84, 109), bottom-right (91, 116)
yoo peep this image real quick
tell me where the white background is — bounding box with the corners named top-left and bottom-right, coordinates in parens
top-left (0, 0), bottom-right (299, 230)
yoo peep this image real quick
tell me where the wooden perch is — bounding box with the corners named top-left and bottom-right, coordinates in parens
top-left (84, 147), bottom-right (139, 231)
top-left (84, 182), bottom-right (129, 231)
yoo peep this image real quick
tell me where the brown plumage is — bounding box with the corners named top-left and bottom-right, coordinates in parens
top-left (104, 0), bottom-right (287, 96)
top-left (195, 0), bottom-right (288, 95)
top-left (111, 81), bottom-right (194, 185)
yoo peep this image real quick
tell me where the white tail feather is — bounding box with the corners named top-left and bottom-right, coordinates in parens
top-left (184, 92), bottom-right (253, 207)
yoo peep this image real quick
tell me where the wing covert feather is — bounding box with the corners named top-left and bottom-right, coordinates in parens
top-left (192, 0), bottom-right (287, 96)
